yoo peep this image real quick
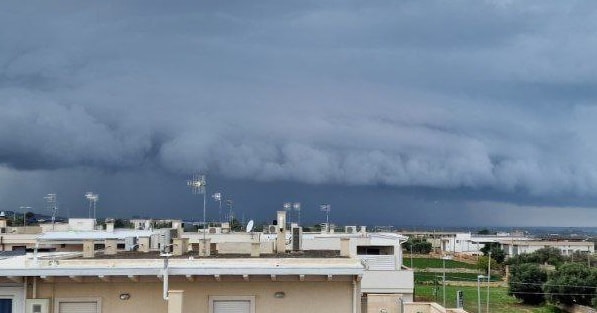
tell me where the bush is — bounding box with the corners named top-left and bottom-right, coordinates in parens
top-left (543, 263), bottom-right (597, 306)
top-left (508, 263), bottom-right (547, 304)
top-left (404, 238), bottom-right (433, 254)
top-left (507, 247), bottom-right (565, 267)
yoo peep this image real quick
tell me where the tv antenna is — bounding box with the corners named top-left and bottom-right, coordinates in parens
top-left (187, 173), bottom-right (207, 254)
top-left (293, 202), bottom-right (301, 226)
top-left (212, 192), bottom-right (222, 224)
top-left (84, 192), bottom-right (99, 220)
top-left (44, 193), bottom-right (57, 230)
top-left (320, 204), bottom-right (331, 232)
top-left (283, 202), bottom-right (292, 226)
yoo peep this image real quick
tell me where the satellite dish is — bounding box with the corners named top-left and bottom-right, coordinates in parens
top-left (246, 220), bottom-right (254, 233)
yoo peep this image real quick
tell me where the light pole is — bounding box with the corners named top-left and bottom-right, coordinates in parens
top-left (487, 251), bottom-right (491, 313)
top-left (442, 255), bottom-right (452, 307)
top-left (477, 274), bottom-right (486, 313)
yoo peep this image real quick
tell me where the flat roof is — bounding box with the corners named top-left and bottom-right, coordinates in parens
top-left (0, 252), bottom-right (364, 277)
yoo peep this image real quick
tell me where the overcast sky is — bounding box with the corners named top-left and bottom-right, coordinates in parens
top-left (1, 1), bottom-right (597, 227)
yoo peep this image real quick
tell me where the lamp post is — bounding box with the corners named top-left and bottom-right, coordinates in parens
top-left (477, 275), bottom-right (486, 313)
top-left (487, 251), bottom-right (491, 313)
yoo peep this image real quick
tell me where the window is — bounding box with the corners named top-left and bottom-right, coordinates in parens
top-left (356, 245), bottom-right (394, 255)
top-left (54, 298), bottom-right (101, 313)
top-left (209, 296), bottom-right (255, 313)
top-left (0, 287), bottom-right (24, 313)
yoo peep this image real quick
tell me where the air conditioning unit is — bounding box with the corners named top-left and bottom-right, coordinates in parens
top-left (26, 299), bottom-right (49, 313)
top-left (345, 226), bottom-right (357, 234)
top-left (268, 225), bottom-right (277, 234)
top-left (208, 227), bottom-right (219, 234)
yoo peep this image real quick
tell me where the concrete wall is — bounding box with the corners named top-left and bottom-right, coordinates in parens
top-left (403, 302), bottom-right (468, 313)
top-left (361, 271), bottom-right (414, 296)
top-left (34, 278), bottom-right (355, 313)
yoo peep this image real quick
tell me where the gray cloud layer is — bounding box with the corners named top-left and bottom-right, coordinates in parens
top-left (2, 1), bottom-right (597, 209)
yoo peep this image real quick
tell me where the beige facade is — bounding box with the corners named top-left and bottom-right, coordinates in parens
top-left (32, 278), bottom-right (355, 313)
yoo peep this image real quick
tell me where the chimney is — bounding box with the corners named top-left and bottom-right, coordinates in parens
top-left (105, 218), bottom-right (115, 232)
top-left (0, 212), bottom-right (7, 229)
top-left (104, 239), bottom-right (117, 255)
top-left (83, 240), bottom-right (95, 258)
top-left (340, 238), bottom-right (351, 257)
top-left (138, 236), bottom-right (150, 252)
top-left (276, 211), bottom-right (287, 253)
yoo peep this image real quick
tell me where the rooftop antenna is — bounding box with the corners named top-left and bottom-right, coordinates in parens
top-left (320, 204), bottom-right (331, 233)
top-left (283, 202), bottom-right (292, 227)
top-left (187, 173), bottom-right (207, 254)
top-left (293, 202), bottom-right (301, 226)
top-left (84, 192), bottom-right (99, 220)
top-left (226, 199), bottom-right (233, 225)
top-left (44, 193), bottom-right (57, 230)
top-left (212, 192), bottom-right (222, 224)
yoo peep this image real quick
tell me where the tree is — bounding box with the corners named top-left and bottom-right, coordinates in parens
top-left (404, 238), bottom-right (432, 254)
top-left (508, 263), bottom-right (548, 304)
top-left (507, 247), bottom-right (565, 267)
top-left (230, 218), bottom-right (242, 231)
top-left (477, 256), bottom-right (502, 274)
top-left (543, 263), bottom-right (597, 306)
top-left (477, 229), bottom-right (493, 235)
top-left (480, 243), bottom-right (506, 264)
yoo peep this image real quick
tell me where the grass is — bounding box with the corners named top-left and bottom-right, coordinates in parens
top-left (408, 257), bottom-right (478, 269)
top-left (415, 285), bottom-right (564, 313)
top-left (415, 272), bottom-right (502, 283)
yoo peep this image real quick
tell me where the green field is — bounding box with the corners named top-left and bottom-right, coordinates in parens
top-left (415, 285), bottom-right (564, 313)
top-left (415, 272), bottom-right (502, 283)
top-left (407, 257), bottom-right (478, 269)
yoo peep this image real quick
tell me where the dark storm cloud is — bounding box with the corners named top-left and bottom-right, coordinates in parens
top-left (2, 0), bottom-right (597, 223)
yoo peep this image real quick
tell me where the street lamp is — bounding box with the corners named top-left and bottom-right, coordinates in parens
top-left (477, 274), bottom-right (486, 313)
top-left (487, 251), bottom-right (492, 313)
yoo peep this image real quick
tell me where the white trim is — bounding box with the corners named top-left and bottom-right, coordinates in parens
top-left (209, 296), bottom-right (255, 313)
top-left (54, 297), bottom-right (101, 313)
top-left (0, 286), bottom-right (25, 313)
